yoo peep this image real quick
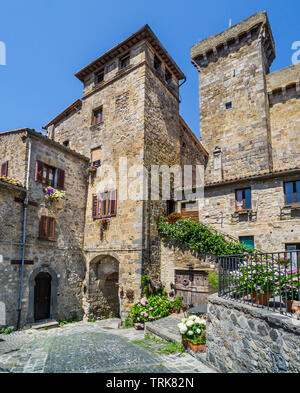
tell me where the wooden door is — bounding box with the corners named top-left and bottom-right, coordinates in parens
top-left (175, 270), bottom-right (209, 307)
top-left (34, 272), bottom-right (52, 321)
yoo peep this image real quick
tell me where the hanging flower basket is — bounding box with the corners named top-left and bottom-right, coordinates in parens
top-left (43, 187), bottom-right (66, 201)
top-left (88, 166), bottom-right (97, 173)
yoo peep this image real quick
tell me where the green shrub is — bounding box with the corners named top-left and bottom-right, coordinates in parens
top-left (170, 296), bottom-right (183, 311)
top-left (0, 326), bottom-right (12, 335)
top-left (130, 295), bottom-right (172, 329)
top-left (206, 271), bottom-right (219, 292)
top-left (157, 216), bottom-right (250, 256)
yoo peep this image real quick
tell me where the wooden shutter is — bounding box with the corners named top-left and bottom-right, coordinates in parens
top-left (92, 194), bottom-right (99, 218)
top-left (0, 161), bottom-right (8, 177)
top-left (35, 160), bottom-right (44, 183)
top-left (110, 190), bottom-right (117, 216)
top-left (39, 216), bottom-right (55, 240)
top-left (56, 168), bottom-right (65, 190)
top-left (48, 217), bottom-right (55, 240)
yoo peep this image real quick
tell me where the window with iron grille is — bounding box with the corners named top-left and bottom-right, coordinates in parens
top-left (39, 216), bottom-right (55, 240)
top-left (92, 190), bottom-right (117, 219)
top-left (284, 181), bottom-right (300, 205)
top-left (235, 188), bottom-right (251, 210)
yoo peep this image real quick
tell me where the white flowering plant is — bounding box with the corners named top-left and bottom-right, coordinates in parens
top-left (177, 315), bottom-right (206, 344)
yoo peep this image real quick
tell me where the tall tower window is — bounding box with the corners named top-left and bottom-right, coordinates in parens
top-left (154, 55), bottom-right (162, 73)
top-left (120, 53), bottom-right (130, 69)
top-left (92, 107), bottom-right (103, 125)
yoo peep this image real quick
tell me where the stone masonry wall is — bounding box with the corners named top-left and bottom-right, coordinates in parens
top-left (0, 133), bottom-right (88, 327)
top-left (195, 34), bottom-right (272, 183)
top-left (160, 239), bottom-right (217, 294)
top-left (202, 173), bottom-right (300, 252)
top-left (207, 294), bottom-right (300, 373)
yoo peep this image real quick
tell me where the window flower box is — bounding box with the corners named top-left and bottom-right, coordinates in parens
top-left (43, 186), bottom-right (66, 201)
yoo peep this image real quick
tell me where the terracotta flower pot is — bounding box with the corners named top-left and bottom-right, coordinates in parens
top-left (182, 339), bottom-right (206, 353)
top-left (287, 300), bottom-right (300, 314)
top-left (251, 291), bottom-right (273, 306)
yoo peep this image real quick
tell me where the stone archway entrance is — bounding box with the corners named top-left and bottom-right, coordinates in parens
top-left (34, 272), bottom-right (52, 321)
top-left (88, 255), bottom-right (120, 319)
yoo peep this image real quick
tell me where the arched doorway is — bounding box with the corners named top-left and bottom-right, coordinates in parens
top-left (88, 255), bottom-right (120, 318)
top-left (34, 272), bottom-right (52, 321)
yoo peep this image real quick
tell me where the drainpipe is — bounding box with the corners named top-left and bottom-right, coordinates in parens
top-left (16, 134), bottom-right (32, 330)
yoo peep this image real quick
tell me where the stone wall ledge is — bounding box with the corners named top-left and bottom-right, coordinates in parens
top-left (208, 293), bottom-right (300, 335)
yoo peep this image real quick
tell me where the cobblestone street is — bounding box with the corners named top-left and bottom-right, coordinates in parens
top-left (0, 319), bottom-right (215, 373)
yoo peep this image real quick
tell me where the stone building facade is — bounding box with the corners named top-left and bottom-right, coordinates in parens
top-left (0, 129), bottom-right (88, 328)
top-left (190, 11), bottom-right (300, 252)
top-left (0, 12), bottom-right (299, 328)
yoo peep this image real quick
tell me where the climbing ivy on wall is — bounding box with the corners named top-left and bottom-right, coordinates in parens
top-left (157, 215), bottom-right (251, 256)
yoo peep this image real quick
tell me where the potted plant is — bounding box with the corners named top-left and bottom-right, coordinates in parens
top-left (43, 186), bottom-right (66, 201)
top-left (178, 315), bottom-right (206, 353)
top-left (275, 271), bottom-right (300, 314)
top-left (171, 296), bottom-right (183, 313)
top-left (88, 166), bottom-right (97, 174)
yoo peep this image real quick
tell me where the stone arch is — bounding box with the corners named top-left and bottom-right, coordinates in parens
top-left (27, 266), bottom-right (58, 324)
top-left (88, 254), bottom-right (120, 318)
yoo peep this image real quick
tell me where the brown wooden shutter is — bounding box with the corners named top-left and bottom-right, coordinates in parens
top-left (0, 161), bottom-right (8, 177)
top-left (110, 190), bottom-right (117, 216)
top-left (49, 218), bottom-right (55, 240)
top-left (92, 194), bottom-right (99, 218)
top-left (35, 160), bottom-right (44, 183)
top-left (39, 216), bottom-right (47, 238)
top-left (57, 168), bottom-right (65, 190)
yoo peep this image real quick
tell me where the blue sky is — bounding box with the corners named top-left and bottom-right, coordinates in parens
top-left (0, 0), bottom-right (299, 138)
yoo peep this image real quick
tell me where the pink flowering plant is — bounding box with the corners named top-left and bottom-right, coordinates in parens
top-left (230, 253), bottom-right (299, 299)
top-left (129, 295), bottom-right (172, 329)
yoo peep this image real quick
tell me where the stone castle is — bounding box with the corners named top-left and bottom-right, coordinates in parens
top-left (0, 11), bottom-right (299, 328)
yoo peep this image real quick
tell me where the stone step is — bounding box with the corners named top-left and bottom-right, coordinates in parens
top-left (30, 320), bottom-right (59, 330)
top-left (145, 316), bottom-right (182, 344)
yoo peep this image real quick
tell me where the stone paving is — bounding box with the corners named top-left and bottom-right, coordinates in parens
top-left (0, 319), bottom-right (215, 373)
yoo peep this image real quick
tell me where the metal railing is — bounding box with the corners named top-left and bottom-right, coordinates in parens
top-left (218, 251), bottom-right (300, 319)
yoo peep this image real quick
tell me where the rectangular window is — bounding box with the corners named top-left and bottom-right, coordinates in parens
top-left (166, 200), bottom-right (176, 216)
top-left (42, 164), bottom-right (56, 187)
top-left (92, 190), bottom-right (117, 219)
top-left (0, 161), bottom-right (8, 177)
top-left (154, 55), bottom-right (162, 72)
top-left (35, 161), bottom-right (65, 190)
top-left (63, 140), bottom-right (69, 147)
top-left (91, 147), bottom-right (101, 167)
top-left (239, 236), bottom-right (254, 251)
top-left (39, 216), bottom-right (55, 240)
top-left (235, 188), bottom-right (251, 210)
top-left (120, 54), bottom-right (130, 69)
top-left (95, 69), bottom-right (104, 84)
top-left (286, 244), bottom-right (300, 270)
top-left (225, 102), bottom-right (232, 109)
top-left (165, 69), bottom-right (172, 84)
top-left (92, 107), bottom-right (103, 125)
top-left (284, 181), bottom-right (300, 205)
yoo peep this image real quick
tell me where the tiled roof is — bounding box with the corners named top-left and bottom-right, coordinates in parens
top-left (0, 177), bottom-right (25, 189)
top-left (205, 167), bottom-right (300, 187)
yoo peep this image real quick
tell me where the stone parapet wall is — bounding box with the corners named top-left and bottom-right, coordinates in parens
top-left (207, 294), bottom-right (300, 373)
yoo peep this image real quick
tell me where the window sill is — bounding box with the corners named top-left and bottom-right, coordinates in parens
top-left (93, 215), bottom-right (116, 221)
top-left (284, 204), bottom-right (300, 208)
top-left (90, 122), bottom-right (104, 130)
top-left (235, 209), bottom-right (252, 213)
top-left (38, 237), bottom-right (57, 242)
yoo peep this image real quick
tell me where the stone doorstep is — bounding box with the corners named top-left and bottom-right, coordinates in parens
top-left (29, 320), bottom-right (59, 330)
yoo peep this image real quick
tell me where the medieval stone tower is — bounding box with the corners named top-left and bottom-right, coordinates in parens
top-left (191, 11), bottom-right (275, 183)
